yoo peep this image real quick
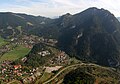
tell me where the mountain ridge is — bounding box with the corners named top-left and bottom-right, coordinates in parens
top-left (57, 7), bottom-right (120, 67)
top-left (0, 7), bottom-right (120, 67)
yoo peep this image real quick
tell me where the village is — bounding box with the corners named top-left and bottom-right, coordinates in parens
top-left (49, 51), bottom-right (69, 65)
top-left (11, 34), bottom-right (58, 48)
top-left (0, 34), bottom-right (70, 84)
top-left (0, 61), bottom-right (42, 83)
top-left (0, 34), bottom-right (58, 61)
top-left (0, 51), bottom-right (68, 84)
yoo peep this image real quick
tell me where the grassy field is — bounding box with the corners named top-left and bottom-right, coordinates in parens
top-left (0, 45), bottom-right (31, 62)
top-left (35, 72), bottom-right (53, 84)
top-left (0, 37), bottom-right (8, 47)
top-left (16, 26), bottom-right (22, 35)
top-left (8, 80), bottom-right (21, 84)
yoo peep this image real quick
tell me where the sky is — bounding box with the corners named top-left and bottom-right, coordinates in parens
top-left (0, 0), bottom-right (120, 18)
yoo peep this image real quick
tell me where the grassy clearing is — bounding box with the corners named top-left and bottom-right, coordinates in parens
top-left (8, 80), bottom-right (21, 84)
top-left (35, 72), bottom-right (52, 84)
top-left (0, 45), bottom-right (30, 61)
top-left (16, 26), bottom-right (22, 35)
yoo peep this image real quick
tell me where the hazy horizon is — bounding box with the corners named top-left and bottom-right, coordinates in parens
top-left (1, 0), bottom-right (120, 18)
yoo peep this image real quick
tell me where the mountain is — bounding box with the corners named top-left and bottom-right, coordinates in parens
top-left (117, 17), bottom-right (120, 22)
top-left (57, 7), bottom-right (120, 67)
top-left (0, 12), bottom-right (51, 38)
top-left (1, 8), bottom-right (120, 84)
top-left (1, 8), bottom-right (120, 67)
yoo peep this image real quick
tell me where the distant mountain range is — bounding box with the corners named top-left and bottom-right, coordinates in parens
top-left (0, 12), bottom-right (52, 38)
top-left (0, 10), bottom-right (120, 39)
top-left (0, 7), bottom-right (120, 67)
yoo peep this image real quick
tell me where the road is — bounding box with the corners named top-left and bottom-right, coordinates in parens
top-left (43, 63), bottom-right (85, 84)
top-left (42, 63), bottom-right (113, 84)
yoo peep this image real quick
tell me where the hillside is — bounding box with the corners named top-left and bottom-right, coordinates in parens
top-left (0, 7), bottom-right (120, 84)
top-left (63, 64), bottom-right (120, 84)
top-left (0, 10), bottom-right (120, 40)
top-left (35, 63), bottom-right (120, 84)
top-left (24, 43), bottom-right (70, 67)
top-left (57, 7), bottom-right (120, 67)
top-left (0, 12), bottom-right (52, 39)
top-left (117, 17), bottom-right (120, 22)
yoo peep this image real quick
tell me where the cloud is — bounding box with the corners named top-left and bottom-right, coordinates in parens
top-left (0, 0), bottom-right (120, 17)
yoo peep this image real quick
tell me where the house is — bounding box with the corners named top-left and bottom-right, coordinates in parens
top-left (14, 65), bottom-right (22, 69)
top-left (2, 68), bottom-right (6, 73)
top-left (21, 57), bottom-right (27, 62)
top-left (38, 50), bottom-right (50, 56)
top-left (17, 73), bottom-right (22, 76)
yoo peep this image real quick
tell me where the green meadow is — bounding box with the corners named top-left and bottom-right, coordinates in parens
top-left (0, 45), bottom-right (31, 62)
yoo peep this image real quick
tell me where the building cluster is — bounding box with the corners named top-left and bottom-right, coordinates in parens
top-left (23, 70), bottom-right (41, 83)
top-left (11, 35), bottom-right (58, 49)
top-left (50, 51), bottom-right (69, 65)
top-left (0, 45), bottom-right (10, 56)
top-left (0, 61), bottom-right (40, 83)
top-left (38, 50), bottom-right (51, 56)
top-left (14, 35), bottom-right (37, 49)
top-left (0, 35), bottom-right (61, 83)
